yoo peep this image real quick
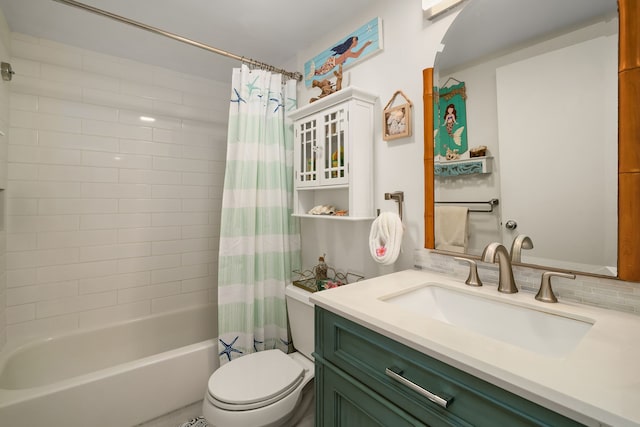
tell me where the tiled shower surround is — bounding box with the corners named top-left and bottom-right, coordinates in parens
top-left (4, 33), bottom-right (229, 345)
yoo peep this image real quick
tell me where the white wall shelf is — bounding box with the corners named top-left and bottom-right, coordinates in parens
top-left (293, 214), bottom-right (376, 221)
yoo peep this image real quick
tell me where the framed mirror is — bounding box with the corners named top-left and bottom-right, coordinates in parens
top-left (424, 0), bottom-right (640, 282)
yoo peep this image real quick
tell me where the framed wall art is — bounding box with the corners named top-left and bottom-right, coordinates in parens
top-left (303, 17), bottom-right (383, 88)
top-left (435, 78), bottom-right (468, 159)
top-left (383, 90), bottom-right (412, 141)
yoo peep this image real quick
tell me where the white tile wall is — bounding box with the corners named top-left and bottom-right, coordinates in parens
top-left (5, 32), bottom-right (229, 345)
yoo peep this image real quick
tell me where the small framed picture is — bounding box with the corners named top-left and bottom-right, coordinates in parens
top-left (383, 103), bottom-right (411, 141)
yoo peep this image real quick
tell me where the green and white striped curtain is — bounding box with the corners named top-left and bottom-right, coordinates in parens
top-left (217, 65), bottom-right (301, 366)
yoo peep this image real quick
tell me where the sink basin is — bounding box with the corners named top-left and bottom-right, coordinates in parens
top-left (382, 283), bottom-right (593, 358)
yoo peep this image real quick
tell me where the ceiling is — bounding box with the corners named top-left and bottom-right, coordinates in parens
top-left (0, 0), bottom-right (376, 82)
top-left (437, 0), bottom-right (618, 72)
top-left (0, 0), bottom-right (619, 83)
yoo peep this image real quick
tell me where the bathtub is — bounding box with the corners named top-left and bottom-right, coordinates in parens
top-left (0, 304), bottom-right (218, 427)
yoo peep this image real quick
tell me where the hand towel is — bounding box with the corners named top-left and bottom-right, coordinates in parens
top-left (434, 206), bottom-right (469, 253)
top-left (369, 211), bottom-right (404, 265)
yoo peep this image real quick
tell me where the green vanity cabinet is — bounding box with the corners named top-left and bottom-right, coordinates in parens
top-left (314, 307), bottom-right (584, 427)
top-left (317, 360), bottom-right (429, 426)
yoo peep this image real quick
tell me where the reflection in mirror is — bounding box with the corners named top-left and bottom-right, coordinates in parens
top-left (432, 0), bottom-right (618, 276)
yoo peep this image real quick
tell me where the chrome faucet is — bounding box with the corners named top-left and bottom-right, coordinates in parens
top-left (510, 234), bottom-right (534, 263)
top-left (481, 242), bottom-right (518, 293)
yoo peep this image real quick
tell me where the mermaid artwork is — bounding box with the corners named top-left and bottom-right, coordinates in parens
top-left (311, 36), bottom-right (373, 77)
top-left (436, 101), bottom-right (467, 158)
top-left (443, 104), bottom-right (458, 137)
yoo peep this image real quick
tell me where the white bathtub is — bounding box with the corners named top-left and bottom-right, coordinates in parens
top-left (0, 304), bottom-right (218, 427)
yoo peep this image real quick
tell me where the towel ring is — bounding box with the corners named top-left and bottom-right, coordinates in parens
top-left (384, 191), bottom-right (404, 220)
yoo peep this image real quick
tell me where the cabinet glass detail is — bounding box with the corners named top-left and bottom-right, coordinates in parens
top-left (299, 119), bottom-right (317, 182)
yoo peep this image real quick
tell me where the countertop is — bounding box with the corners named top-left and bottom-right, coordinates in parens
top-left (309, 268), bottom-right (640, 427)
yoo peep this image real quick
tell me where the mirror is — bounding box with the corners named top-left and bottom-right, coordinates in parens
top-left (426, 0), bottom-right (622, 277)
top-left (425, 0), bottom-right (640, 282)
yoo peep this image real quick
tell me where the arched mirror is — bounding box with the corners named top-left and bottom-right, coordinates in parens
top-left (424, 0), bottom-right (640, 282)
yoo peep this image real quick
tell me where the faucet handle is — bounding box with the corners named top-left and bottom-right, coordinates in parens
top-left (454, 257), bottom-right (483, 287)
top-left (535, 271), bottom-right (576, 303)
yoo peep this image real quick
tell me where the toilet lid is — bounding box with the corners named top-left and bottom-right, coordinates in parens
top-left (208, 349), bottom-right (304, 407)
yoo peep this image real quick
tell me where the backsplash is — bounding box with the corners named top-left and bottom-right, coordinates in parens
top-left (4, 33), bottom-right (229, 345)
top-left (415, 249), bottom-right (640, 315)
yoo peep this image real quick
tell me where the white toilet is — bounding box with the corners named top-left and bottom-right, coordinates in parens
top-left (203, 284), bottom-right (315, 427)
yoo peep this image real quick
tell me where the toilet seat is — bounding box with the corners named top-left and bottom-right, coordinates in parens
top-left (207, 349), bottom-right (305, 411)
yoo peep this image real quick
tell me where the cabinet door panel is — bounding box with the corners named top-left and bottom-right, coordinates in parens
top-left (295, 117), bottom-right (319, 187)
top-left (320, 106), bottom-right (349, 186)
top-left (317, 358), bottom-right (432, 427)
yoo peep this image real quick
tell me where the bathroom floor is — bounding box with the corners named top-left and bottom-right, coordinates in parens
top-left (178, 417), bottom-right (209, 427)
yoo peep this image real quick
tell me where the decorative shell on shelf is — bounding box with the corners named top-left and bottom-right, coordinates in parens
top-left (308, 205), bottom-right (337, 215)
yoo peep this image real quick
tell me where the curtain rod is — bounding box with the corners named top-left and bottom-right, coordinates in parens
top-left (52, 0), bottom-right (303, 81)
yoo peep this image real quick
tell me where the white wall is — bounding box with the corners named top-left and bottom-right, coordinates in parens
top-left (295, 1), bottom-right (458, 278)
top-left (0, 9), bottom-right (10, 351)
top-left (4, 33), bottom-right (228, 346)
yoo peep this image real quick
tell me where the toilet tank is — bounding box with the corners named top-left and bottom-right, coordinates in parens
top-left (285, 284), bottom-right (315, 359)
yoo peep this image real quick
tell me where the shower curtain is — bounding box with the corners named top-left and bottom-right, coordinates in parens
top-left (217, 65), bottom-right (301, 365)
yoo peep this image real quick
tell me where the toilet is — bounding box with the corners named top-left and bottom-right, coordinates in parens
top-left (202, 284), bottom-right (315, 427)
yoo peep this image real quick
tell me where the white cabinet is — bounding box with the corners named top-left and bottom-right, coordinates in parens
top-left (289, 87), bottom-right (377, 220)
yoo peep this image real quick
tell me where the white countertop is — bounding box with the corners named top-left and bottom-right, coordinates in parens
top-left (310, 268), bottom-right (640, 427)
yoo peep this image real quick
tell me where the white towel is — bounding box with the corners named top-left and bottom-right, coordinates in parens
top-left (434, 206), bottom-right (469, 253)
top-left (369, 212), bottom-right (404, 265)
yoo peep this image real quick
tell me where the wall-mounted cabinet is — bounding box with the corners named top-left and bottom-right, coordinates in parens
top-left (289, 87), bottom-right (377, 220)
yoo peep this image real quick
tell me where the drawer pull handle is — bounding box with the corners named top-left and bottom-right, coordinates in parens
top-left (385, 367), bottom-right (453, 409)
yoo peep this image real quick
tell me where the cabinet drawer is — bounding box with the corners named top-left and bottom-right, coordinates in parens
top-left (315, 307), bottom-right (584, 427)
top-left (316, 358), bottom-right (430, 427)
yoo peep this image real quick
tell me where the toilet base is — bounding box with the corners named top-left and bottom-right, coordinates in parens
top-left (284, 381), bottom-right (314, 427)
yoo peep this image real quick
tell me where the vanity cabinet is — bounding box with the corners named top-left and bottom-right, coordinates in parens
top-left (314, 307), bottom-right (584, 427)
top-left (289, 87), bottom-right (376, 220)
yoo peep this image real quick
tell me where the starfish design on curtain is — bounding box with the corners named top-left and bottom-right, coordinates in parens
top-left (246, 76), bottom-right (261, 98)
top-left (219, 336), bottom-right (243, 361)
top-left (253, 338), bottom-right (264, 352)
top-left (285, 97), bottom-right (297, 112)
top-left (230, 88), bottom-right (246, 105)
top-left (269, 93), bottom-right (284, 113)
